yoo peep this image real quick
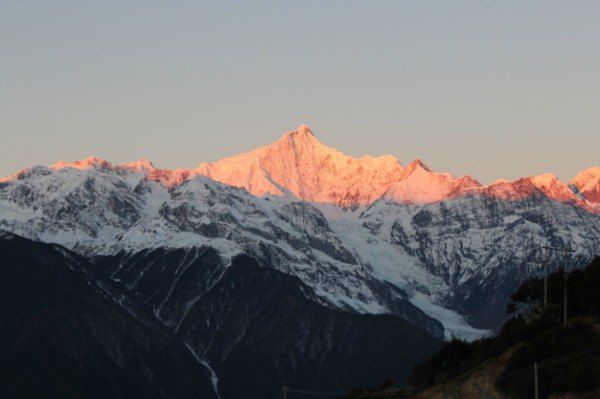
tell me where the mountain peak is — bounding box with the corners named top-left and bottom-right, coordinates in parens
top-left (570, 166), bottom-right (600, 203)
top-left (196, 125), bottom-right (405, 205)
top-left (50, 156), bottom-right (111, 171)
top-left (296, 124), bottom-right (314, 136)
top-left (383, 160), bottom-right (474, 204)
top-left (118, 159), bottom-right (156, 172)
top-left (525, 172), bottom-right (587, 204)
top-left (405, 159), bottom-right (432, 174)
top-left (3, 125), bottom-right (593, 210)
top-left (280, 124), bottom-right (318, 145)
top-left (529, 173), bottom-right (559, 187)
top-left (571, 166), bottom-right (600, 184)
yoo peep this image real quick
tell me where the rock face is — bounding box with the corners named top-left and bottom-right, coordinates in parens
top-left (0, 162), bottom-right (449, 329)
top-left (570, 166), bottom-right (600, 203)
top-left (359, 194), bottom-right (600, 329)
top-left (180, 255), bottom-right (443, 399)
top-left (0, 125), bottom-right (598, 398)
top-left (96, 251), bottom-right (444, 398)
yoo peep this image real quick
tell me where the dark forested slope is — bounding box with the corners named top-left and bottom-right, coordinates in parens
top-left (0, 233), bottom-right (217, 399)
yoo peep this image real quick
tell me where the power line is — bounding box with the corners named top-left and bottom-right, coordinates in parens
top-left (496, 342), bottom-right (600, 381)
top-left (541, 245), bottom-right (573, 327)
top-left (287, 388), bottom-right (404, 398)
top-left (284, 342), bottom-right (600, 398)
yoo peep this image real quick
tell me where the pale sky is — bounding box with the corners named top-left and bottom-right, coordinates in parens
top-left (1, 1), bottom-right (598, 183)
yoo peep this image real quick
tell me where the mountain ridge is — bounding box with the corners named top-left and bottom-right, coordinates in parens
top-left (0, 125), bottom-right (599, 399)
top-left (1, 125), bottom-right (598, 209)
top-left (0, 125), bottom-right (598, 338)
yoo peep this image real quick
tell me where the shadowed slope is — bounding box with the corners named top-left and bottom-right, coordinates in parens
top-left (0, 233), bottom-right (217, 399)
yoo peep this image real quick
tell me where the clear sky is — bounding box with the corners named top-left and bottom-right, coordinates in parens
top-left (1, 1), bottom-right (598, 183)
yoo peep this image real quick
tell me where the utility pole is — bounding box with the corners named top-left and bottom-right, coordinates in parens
top-left (534, 362), bottom-right (539, 399)
top-left (472, 382), bottom-right (487, 399)
top-left (282, 386), bottom-right (288, 399)
top-left (543, 247), bottom-right (548, 306)
top-left (563, 250), bottom-right (568, 327)
top-left (542, 245), bottom-right (573, 327)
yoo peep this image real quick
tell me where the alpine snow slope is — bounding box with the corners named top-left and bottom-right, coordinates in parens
top-left (0, 125), bottom-right (599, 396)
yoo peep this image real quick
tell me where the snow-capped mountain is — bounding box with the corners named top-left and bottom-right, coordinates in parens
top-left (0, 125), bottom-right (599, 335)
top-left (0, 155), bottom-right (458, 338)
top-left (570, 166), bottom-right (600, 203)
top-left (381, 159), bottom-right (481, 204)
top-left (197, 124), bottom-right (406, 207)
top-left (194, 125), bottom-right (598, 210)
top-left (1, 124), bottom-right (598, 398)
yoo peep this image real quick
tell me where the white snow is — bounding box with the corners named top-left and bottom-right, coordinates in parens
top-left (1, 125), bottom-right (598, 342)
top-left (184, 343), bottom-right (221, 399)
top-left (410, 292), bottom-right (492, 341)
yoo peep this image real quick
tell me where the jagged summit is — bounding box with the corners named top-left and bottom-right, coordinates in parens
top-left (294, 123), bottom-right (315, 136)
top-left (383, 160), bottom-right (479, 204)
top-left (48, 157), bottom-right (157, 173)
top-left (197, 125), bottom-right (405, 206)
top-left (570, 166), bottom-right (600, 203)
top-left (192, 127), bottom-right (597, 208)
top-left (277, 124), bottom-right (317, 145)
top-left (0, 126), bottom-right (598, 209)
top-left (528, 173), bottom-right (581, 203)
top-left (118, 159), bottom-right (156, 172)
top-left (405, 159), bottom-right (434, 174)
top-left (50, 156), bottom-right (111, 170)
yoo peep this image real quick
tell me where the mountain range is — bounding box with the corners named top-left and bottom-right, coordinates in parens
top-left (1, 125), bottom-right (598, 398)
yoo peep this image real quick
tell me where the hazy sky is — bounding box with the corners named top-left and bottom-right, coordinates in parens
top-left (1, 1), bottom-right (598, 183)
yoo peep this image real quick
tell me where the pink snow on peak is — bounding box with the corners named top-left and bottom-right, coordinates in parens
top-left (144, 166), bottom-right (204, 188)
top-left (478, 178), bottom-right (537, 200)
top-left (117, 159), bottom-right (156, 172)
top-left (196, 125), bottom-right (405, 206)
top-left (50, 156), bottom-right (111, 171)
top-left (0, 170), bottom-right (21, 183)
top-left (383, 160), bottom-right (481, 204)
top-left (404, 159), bottom-right (433, 174)
top-left (570, 166), bottom-right (600, 203)
top-left (527, 173), bottom-right (577, 202)
top-left (473, 172), bottom-right (598, 211)
top-left (0, 126), bottom-right (597, 212)
top-left (295, 123), bottom-right (315, 136)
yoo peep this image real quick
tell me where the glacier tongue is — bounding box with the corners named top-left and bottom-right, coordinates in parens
top-left (409, 292), bottom-right (492, 341)
top-left (322, 205), bottom-right (491, 341)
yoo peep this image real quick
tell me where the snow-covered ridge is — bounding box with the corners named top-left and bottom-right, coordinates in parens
top-left (382, 159), bottom-right (481, 204)
top-left (197, 124), bottom-right (406, 206)
top-left (570, 166), bottom-right (600, 203)
top-left (194, 125), bottom-right (598, 208)
top-left (0, 153), bottom-right (492, 340)
top-left (0, 124), bottom-right (598, 339)
top-left (2, 125), bottom-right (598, 209)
